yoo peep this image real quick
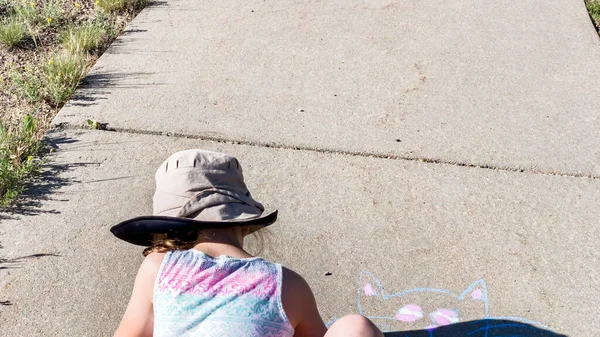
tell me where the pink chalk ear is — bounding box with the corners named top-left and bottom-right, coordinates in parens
top-left (364, 283), bottom-right (376, 296)
top-left (471, 288), bottom-right (483, 300)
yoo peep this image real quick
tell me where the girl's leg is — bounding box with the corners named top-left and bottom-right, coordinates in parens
top-left (325, 315), bottom-right (384, 337)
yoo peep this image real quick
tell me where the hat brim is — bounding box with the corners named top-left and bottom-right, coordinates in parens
top-left (110, 210), bottom-right (277, 246)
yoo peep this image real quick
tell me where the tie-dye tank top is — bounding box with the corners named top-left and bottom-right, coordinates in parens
top-left (153, 249), bottom-right (294, 337)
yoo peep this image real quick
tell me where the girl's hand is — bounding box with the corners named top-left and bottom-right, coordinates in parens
top-left (114, 252), bottom-right (165, 337)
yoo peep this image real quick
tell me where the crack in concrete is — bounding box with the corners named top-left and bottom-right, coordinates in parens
top-left (53, 123), bottom-right (600, 180)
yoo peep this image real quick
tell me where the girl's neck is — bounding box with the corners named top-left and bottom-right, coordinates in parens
top-left (192, 242), bottom-right (254, 259)
top-left (192, 228), bottom-right (252, 259)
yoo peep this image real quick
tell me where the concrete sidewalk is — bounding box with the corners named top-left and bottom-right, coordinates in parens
top-left (2, 0), bottom-right (600, 335)
top-left (1, 129), bottom-right (599, 336)
top-left (54, 0), bottom-right (600, 176)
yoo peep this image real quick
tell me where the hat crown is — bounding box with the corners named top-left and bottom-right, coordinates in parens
top-left (153, 150), bottom-right (261, 219)
top-left (156, 149), bottom-right (242, 177)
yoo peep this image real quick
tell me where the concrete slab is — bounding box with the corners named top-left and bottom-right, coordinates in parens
top-left (54, 0), bottom-right (600, 176)
top-left (1, 129), bottom-right (598, 335)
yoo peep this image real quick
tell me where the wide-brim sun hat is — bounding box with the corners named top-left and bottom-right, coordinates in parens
top-left (110, 149), bottom-right (277, 246)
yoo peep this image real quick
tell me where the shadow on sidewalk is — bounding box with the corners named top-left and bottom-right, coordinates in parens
top-left (69, 71), bottom-right (159, 108)
top-left (0, 135), bottom-right (77, 219)
top-left (0, 253), bottom-right (61, 271)
top-left (0, 241), bottom-right (61, 306)
top-left (382, 319), bottom-right (566, 337)
top-left (147, 0), bottom-right (168, 8)
top-left (0, 133), bottom-right (101, 219)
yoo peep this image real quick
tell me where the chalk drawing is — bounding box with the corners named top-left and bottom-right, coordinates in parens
top-left (326, 270), bottom-right (551, 334)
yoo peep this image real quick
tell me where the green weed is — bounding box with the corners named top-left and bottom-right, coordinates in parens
top-left (60, 20), bottom-right (106, 54)
top-left (95, 0), bottom-right (126, 13)
top-left (0, 114), bottom-right (43, 206)
top-left (93, 10), bottom-right (118, 39)
top-left (0, 17), bottom-right (27, 47)
top-left (587, 0), bottom-right (600, 26)
top-left (41, 0), bottom-right (65, 26)
top-left (87, 118), bottom-right (100, 129)
top-left (8, 63), bottom-right (43, 102)
top-left (96, 0), bottom-right (147, 13)
top-left (9, 1), bottom-right (42, 47)
top-left (12, 1), bottom-right (39, 25)
top-left (43, 53), bottom-right (86, 106)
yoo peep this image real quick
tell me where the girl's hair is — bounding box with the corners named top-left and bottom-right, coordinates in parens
top-left (142, 225), bottom-right (268, 257)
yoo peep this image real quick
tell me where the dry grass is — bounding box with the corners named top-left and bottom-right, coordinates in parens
top-left (60, 19), bottom-right (108, 54)
top-left (44, 52), bottom-right (86, 105)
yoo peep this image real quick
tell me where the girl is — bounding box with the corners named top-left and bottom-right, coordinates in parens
top-left (111, 149), bottom-right (383, 337)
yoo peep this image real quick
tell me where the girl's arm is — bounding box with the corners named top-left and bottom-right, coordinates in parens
top-left (282, 268), bottom-right (328, 337)
top-left (114, 252), bottom-right (165, 337)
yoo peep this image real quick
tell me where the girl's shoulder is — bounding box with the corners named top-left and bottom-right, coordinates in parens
top-left (146, 251), bottom-right (167, 263)
top-left (281, 266), bottom-right (308, 289)
top-left (141, 252), bottom-right (167, 276)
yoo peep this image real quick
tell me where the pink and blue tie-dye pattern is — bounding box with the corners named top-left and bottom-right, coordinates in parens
top-left (153, 249), bottom-right (294, 337)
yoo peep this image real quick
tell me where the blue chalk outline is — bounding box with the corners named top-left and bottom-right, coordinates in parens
top-left (358, 270), bottom-right (489, 317)
top-left (352, 270), bottom-right (549, 331)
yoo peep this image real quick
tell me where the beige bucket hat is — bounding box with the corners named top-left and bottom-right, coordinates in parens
top-left (111, 149), bottom-right (277, 246)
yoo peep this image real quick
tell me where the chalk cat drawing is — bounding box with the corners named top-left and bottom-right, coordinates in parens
top-left (326, 271), bottom-right (549, 333)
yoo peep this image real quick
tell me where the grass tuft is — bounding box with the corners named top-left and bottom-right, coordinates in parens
top-left (41, 0), bottom-right (66, 26)
top-left (0, 17), bottom-right (27, 47)
top-left (0, 114), bottom-right (43, 207)
top-left (96, 0), bottom-right (147, 13)
top-left (43, 53), bottom-right (86, 106)
top-left (60, 20), bottom-right (106, 54)
top-left (587, 0), bottom-right (600, 26)
top-left (11, 1), bottom-right (39, 26)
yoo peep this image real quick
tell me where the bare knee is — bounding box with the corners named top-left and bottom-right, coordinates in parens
top-left (337, 314), bottom-right (377, 329)
top-left (326, 315), bottom-right (383, 337)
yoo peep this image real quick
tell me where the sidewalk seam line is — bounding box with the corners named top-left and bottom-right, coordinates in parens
top-left (54, 124), bottom-right (600, 180)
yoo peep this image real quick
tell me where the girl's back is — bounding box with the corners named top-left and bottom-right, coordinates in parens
top-left (112, 149), bottom-right (382, 337)
top-left (154, 249), bottom-right (294, 337)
